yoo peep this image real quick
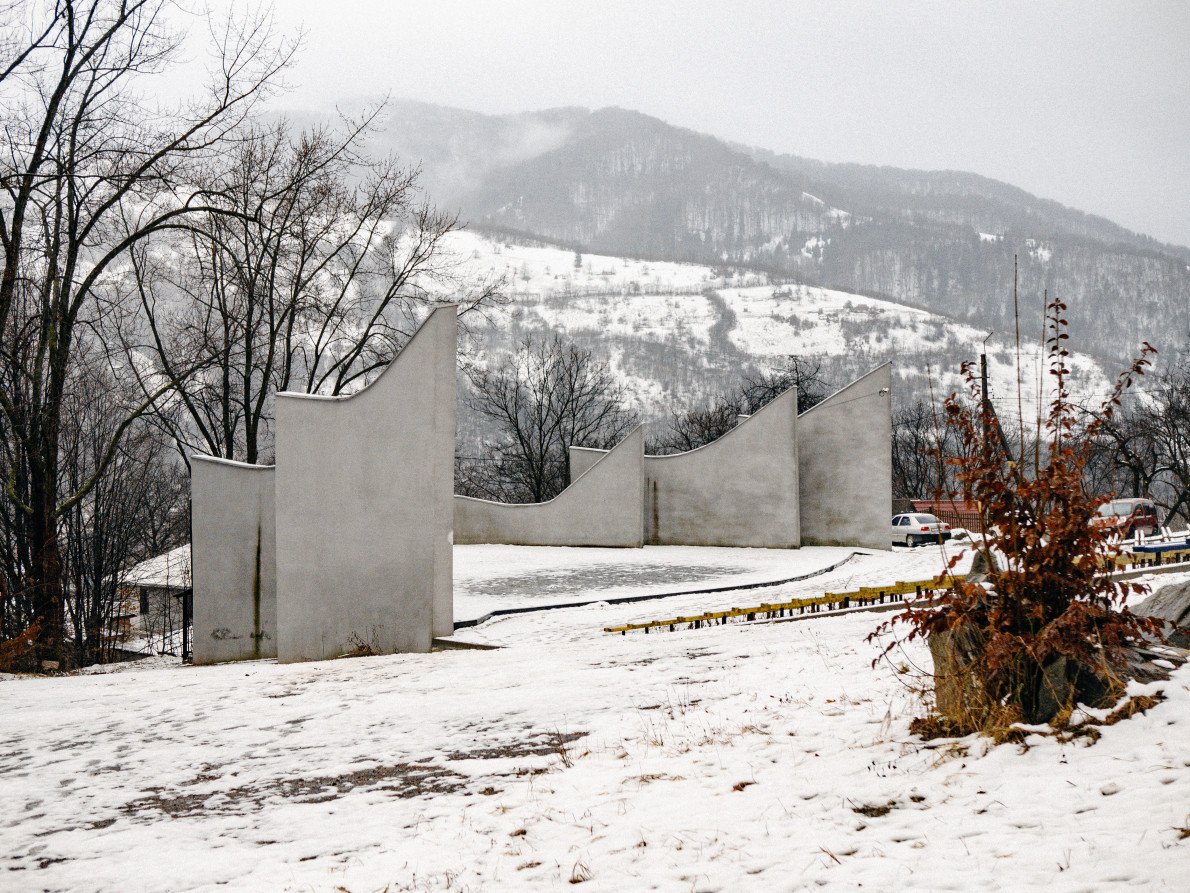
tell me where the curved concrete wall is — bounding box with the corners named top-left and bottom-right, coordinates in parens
top-left (569, 445), bottom-right (607, 481)
top-left (797, 363), bottom-right (892, 550)
top-left (191, 457), bottom-right (276, 664)
top-left (644, 387), bottom-right (800, 547)
top-left (455, 427), bottom-right (645, 547)
top-left (274, 305), bottom-right (457, 662)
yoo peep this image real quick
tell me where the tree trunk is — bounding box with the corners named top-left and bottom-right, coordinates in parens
top-left (30, 491), bottom-right (66, 668)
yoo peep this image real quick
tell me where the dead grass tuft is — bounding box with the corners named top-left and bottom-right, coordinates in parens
top-left (912, 688), bottom-right (1167, 752)
top-left (633, 773), bottom-right (684, 785)
top-left (908, 714), bottom-right (962, 740)
top-left (1103, 692), bottom-right (1165, 725)
top-left (568, 860), bottom-right (592, 884)
top-left (851, 801), bottom-right (895, 818)
top-left (989, 725), bottom-right (1031, 747)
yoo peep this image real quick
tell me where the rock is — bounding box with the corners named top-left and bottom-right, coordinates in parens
top-left (928, 624), bottom-right (988, 722)
top-left (1134, 581), bottom-right (1190, 648)
top-left (1036, 656), bottom-right (1073, 723)
top-left (1123, 643), bottom-right (1189, 683)
top-left (930, 623), bottom-right (1117, 727)
top-left (966, 549), bottom-right (1003, 585)
top-left (1032, 656), bottom-right (1116, 724)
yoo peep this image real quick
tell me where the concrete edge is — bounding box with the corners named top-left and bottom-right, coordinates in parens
top-left (455, 424), bottom-right (645, 509)
top-left (190, 455), bottom-right (275, 470)
top-left (275, 304), bottom-right (458, 403)
top-left (644, 385), bottom-right (798, 461)
top-left (797, 361), bottom-right (893, 419)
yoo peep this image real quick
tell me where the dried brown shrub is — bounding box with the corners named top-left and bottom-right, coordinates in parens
top-left (872, 297), bottom-right (1164, 733)
top-left (0, 620), bottom-right (41, 673)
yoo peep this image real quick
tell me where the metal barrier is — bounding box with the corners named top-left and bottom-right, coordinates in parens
top-left (605, 547), bottom-right (1190, 637)
top-left (603, 576), bottom-right (960, 636)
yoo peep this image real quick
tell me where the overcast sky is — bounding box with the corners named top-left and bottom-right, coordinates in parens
top-left (215, 1), bottom-right (1190, 246)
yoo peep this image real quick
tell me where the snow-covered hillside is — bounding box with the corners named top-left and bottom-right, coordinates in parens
top-left (447, 230), bottom-right (1116, 425)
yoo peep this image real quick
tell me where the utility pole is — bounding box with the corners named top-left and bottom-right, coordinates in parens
top-left (981, 331), bottom-right (994, 436)
top-left (980, 331), bottom-right (1017, 465)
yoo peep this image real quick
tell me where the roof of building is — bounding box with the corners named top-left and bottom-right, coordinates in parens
top-left (121, 544), bottom-right (191, 590)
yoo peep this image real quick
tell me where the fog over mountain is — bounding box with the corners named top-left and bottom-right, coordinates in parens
top-left (375, 99), bottom-right (1190, 367)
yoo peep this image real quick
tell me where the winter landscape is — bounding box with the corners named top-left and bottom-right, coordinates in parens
top-left (4, 545), bottom-right (1188, 891)
top-left (2, 2), bottom-right (1189, 892)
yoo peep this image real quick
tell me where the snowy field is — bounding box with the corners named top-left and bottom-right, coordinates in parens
top-left (2, 546), bottom-right (1188, 892)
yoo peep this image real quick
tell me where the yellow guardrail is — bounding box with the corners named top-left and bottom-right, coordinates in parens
top-left (604, 547), bottom-right (1190, 637)
top-left (603, 575), bottom-right (961, 636)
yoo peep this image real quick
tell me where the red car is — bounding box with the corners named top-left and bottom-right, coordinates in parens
top-left (1091, 498), bottom-right (1160, 539)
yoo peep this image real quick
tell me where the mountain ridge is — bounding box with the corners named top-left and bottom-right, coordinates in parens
top-left (372, 99), bottom-right (1190, 364)
top-left (379, 99), bottom-right (1188, 257)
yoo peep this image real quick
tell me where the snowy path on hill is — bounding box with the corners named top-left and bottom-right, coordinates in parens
top-left (1, 552), bottom-right (1186, 892)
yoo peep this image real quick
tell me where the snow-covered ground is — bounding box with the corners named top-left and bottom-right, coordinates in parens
top-left (2, 547), bottom-right (1186, 892)
top-left (452, 544), bottom-right (918, 621)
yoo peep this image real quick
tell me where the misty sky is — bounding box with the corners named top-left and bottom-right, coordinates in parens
top-left (213, 1), bottom-right (1190, 246)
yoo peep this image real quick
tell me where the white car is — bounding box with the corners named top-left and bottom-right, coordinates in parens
top-left (891, 513), bottom-right (952, 547)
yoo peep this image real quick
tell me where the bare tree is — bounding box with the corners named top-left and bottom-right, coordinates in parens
top-left (740, 356), bottom-right (828, 414)
top-left (0, 1), bottom-right (293, 665)
top-left (57, 349), bottom-right (188, 665)
top-left (465, 335), bottom-right (637, 502)
top-left (650, 355), bottom-right (828, 454)
top-left (890, 400), bottom-right (961, 500)
top-left (1080, 370), bottom-right (1190, 525)
top-left (648, 394), bottom-right (742, 455)
top-left (1082, 397), bottom-right (1160, 500)
top-left (123, 117), bottom-right (505, 464)
top-left (1140, 370), bottom-right (1190, 524)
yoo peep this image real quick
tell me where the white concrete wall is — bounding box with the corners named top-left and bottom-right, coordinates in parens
top-left (455, 427), bottom-right (645, 547)
top-left (568, 445), bottom-right (607, 480)
top-left (190, 457), bottom-right (276, 664)
top-left (274, 305), bottom-right (457, 662)
top-left (798, 363), bottom-right (892, 550)
top-left (644, 387), bottom-right (801, 547)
